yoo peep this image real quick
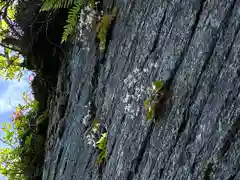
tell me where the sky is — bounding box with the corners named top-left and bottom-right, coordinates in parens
top-left (0, 72), bottom-right (31, 124)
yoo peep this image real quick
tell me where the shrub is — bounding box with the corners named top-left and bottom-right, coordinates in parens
top-left (85, 118), bottom-right (107, 165)
top-left (0, 95), bottom-right (49, 179)
top-left (0, 99), bottom-right (39, 179)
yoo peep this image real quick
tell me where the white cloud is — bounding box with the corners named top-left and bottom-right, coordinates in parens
top-left (0, 73), bottom-right (30, 114)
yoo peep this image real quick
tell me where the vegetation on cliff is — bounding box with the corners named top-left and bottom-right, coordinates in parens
top-left (0, 96), bottom-right (47, 179)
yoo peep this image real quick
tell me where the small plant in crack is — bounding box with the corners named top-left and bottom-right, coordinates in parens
top-left (144, 80), bottom-right (165, 121)
top-left (84, 118), bottom-right (107, 165)
top-left (96, 132), bottom-right (107, 164)
top-left (89, 0), bottom-right (96, 9)
top-left (92, 118), bottom-right (100, 133)
top-left (85, 118), bottom-right (100, 147)
top-left (96, 7), bottom-right (117, 51)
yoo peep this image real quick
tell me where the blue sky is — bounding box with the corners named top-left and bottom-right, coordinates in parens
top-left (0, 72), bottom-right (31, 122)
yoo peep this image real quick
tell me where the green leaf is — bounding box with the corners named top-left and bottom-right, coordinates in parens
top-left (41, 0), bottom-right (74, 11)
top-left (144, 99), bottom-right (156, 121)
top-left (96, 132), bottom-right (107, 164)
top-left (25, 135), bottom-right (32, 146)
top-left (153, 80), bottom-right (164, 90)
top-left (89, 0), bottom-right (95, 9)
top-left (92, 119), bottom-right (100, 133)
top-left (96, 133), bottom-right (107, 146)
top-left (143, 99), bottom-right (150, 110)
top-left (0, 20), bottom-right (8, 31)
top-left (7, 6), bottom-right (15, 20)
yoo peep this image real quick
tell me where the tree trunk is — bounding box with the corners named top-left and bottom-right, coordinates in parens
top-left (43, 0), bottom-right (240, 179)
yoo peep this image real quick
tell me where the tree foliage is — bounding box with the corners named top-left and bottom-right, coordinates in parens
top-left (0, 0), bottom-right (94, 80)
top-left (0, 0), bottom-right (24, 80)
top-left (0, 92), bottom-right (39, 180)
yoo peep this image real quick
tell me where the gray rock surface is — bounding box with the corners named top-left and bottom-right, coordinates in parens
top-left (43, 0), bottom-right (240, 179)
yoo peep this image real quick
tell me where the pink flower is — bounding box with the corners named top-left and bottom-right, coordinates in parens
top-left (28, 75), bottom-right (34, 82)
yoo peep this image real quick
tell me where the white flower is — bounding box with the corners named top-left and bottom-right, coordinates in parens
top-left (124, 104), bottom-right (132, 113)
top-left (196, 134), bottom-right (201, 141)
top-left (85, 5), bottom-right (91, 12)
top-left (135, 107), bottom-right (140, 116)
top-left (133, 68), bottom-right (140, 74)
top-left (154, 63), bottom-right (159, 68)
top-left (135, 87), bottom-right (141, 93)
top-left (86, 134), bottom-right (91, 139)
top-left (136, 93), bottom-right (142, 101)
top-left (82, 110), bottom-right (91, 125)
top-left (127, 74), bottom-right (133, 80)
top-left (122, 92), bottom-right (131, 103)
top-left (143, 68), bottom-right (149, 73)
top-left (149, 62), bottom-right (158, 68)
top-left (87, 139), bottom-right (95, 146)
top-left (152, 84), bottom-right (157, 91)
top-left (130, 114), bottom-right (135, 120)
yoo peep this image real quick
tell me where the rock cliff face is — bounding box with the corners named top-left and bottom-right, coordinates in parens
top-left (43, 0), bottom-right (240, 179)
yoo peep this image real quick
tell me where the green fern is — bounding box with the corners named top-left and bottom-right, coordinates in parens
top-left (41, 0), bottom-right (74, 11)
top-left (41, 0), bottom-right (83, 42)
top-left (61, 0), bottom-right (82, 43)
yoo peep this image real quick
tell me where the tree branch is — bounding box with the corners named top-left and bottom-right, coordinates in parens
top-left (1, 6), bottom-right (21, 38)
top-left (0, 42), bottom-right (22, 53)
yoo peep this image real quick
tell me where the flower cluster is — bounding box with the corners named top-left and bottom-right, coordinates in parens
top-left (121, 63), bottom-right (159, 120)
top-left (11, 91), bottom-right (36, 122)
top-left (85, 120), bottom-right (100, 148)
top-left (77, 3), bottom-right (100, 49)
top-left (11, 109), bottom-right (23, 122)
top-left (121, 68), bottom-right (149, 119)
top-left (81, 102), bottom-right (99, 148)
top-left (86, 133), bottom-right (96, 147)
top-left (82, 101), bottom-right (91, 125)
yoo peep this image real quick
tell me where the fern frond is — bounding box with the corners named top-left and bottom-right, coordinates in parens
top-left (61, 0), bottom-right (82, 43)
top-left (53, 0), bottom-right (74, 9)
top-left (41, 0), bottom-right (74, 11)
